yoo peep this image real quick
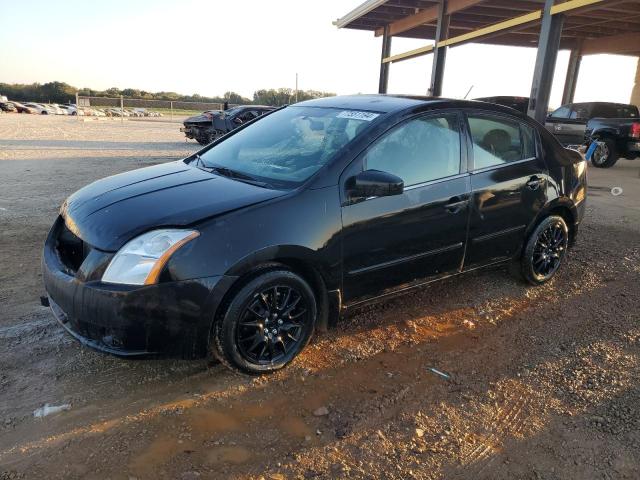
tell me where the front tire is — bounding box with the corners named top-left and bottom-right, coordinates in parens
top-left (212, 270), bottom-right (317, 374)
top-left (520, 215), bottom-right (569, 285)
top-left (591, 137), bottom-right (618, 168)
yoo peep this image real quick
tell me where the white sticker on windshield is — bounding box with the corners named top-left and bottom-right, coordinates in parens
top-left (336, 110), bottom-right (380, 122)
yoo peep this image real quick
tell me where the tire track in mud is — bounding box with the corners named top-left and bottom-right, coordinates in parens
top-left (455, 386), bottom-right (534, 477)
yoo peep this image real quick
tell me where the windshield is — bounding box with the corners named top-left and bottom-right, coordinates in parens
top-left (223, 106), bottom-right (243, 116)
top-left (197, 106), bottom-right (381, 187)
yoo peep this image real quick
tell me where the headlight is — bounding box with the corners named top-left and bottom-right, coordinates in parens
top-left (102, 229), bottom-right (199, 285)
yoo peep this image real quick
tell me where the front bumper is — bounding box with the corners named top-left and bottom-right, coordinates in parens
top-left (42, 217), bottom-right (236, 358)
top-left (181, 125), bottom-right (199, 139)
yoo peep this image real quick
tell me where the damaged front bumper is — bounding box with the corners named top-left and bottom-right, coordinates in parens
top-left (42, 217), bottom-right (236, 358)
top-left (181, 124), bottom-right (203, 140)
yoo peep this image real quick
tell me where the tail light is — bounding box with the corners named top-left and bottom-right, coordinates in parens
top-left (631, 122), bottom-right (640, 139)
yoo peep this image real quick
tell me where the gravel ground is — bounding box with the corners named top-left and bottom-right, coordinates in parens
top-left (0, 113), bottom-right (639, 480)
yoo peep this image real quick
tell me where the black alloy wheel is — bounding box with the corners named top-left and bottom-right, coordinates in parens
top-left (237, 285), bottom-right (308, 364)
top-left (212, 269), bottom-right (316, 374)
top-left (521, 215), bottom-right (569, 285)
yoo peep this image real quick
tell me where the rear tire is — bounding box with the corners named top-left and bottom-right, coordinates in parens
top-left (520, 215), bottom-right (569, 285)
top-left (211, 270), bottom-right (317, 374)
top-left (591, 137), bottom-right (618, 168)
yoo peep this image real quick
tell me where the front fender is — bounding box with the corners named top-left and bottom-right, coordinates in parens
top-left (225, 245), bottom-right (336, 285)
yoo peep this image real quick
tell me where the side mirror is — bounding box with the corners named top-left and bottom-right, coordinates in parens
top-left (348, 169), bottom-right (404, 199)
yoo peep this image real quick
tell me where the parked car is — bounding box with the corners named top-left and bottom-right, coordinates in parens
top-left (8, 101), bottom-right (36, 114)
top-left (584, 116), bottom-right (640, 168)
top-left (47, 104), bottom-right (67, 115)
top-left (181, 105), bottom-right (275, 145)
top-left (23, 102), bottom-right (55, 115)
top-left (545, 101), bottom-right (639, 146)
top-left (58, 104), bottom-right (83, 116)
top-left (0, 101), bottom-right (17, 112)
top-left (474, 96), bottom-right (530, 115)
top-left (43, 95), bottom-right (587, 373)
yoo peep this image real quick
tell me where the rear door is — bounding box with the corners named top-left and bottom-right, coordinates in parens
top-left (464, 112), bottom-right (548, 268)
top-left (341, 112), bottom-right (471, 304)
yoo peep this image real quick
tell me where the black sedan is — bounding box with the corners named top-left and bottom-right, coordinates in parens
top-left (43, 95), bottom-right (587, 373)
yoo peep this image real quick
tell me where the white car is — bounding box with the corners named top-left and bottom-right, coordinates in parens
top-left (59, 105), bottom-right (85, 116)
top-left (23, 103), bottom-right (54, 115)
top-left (46, 104), bottom-right (66, 115)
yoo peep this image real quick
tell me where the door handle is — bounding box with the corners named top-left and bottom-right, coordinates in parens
top-left (526, 176), bottom-right (543, 190)
top-left (445, 197), bottom-right (469, 214)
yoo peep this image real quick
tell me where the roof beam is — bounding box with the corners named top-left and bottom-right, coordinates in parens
top-left (383, 0), bottom-right (609, 63)
top-left (374, 0), bottom-right (485, 37)
top-left (333, 0), bottom-right (388, 29)
top-left (582, 31), bottom-right (640, 55)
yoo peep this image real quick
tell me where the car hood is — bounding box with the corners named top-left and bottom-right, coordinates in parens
top-left (61, 161), bottom-right (287, 251)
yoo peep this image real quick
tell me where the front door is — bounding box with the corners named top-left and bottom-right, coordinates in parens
top-left (340, 112), bottom-right (471, 304)
top-left (464, 112), bottom-right (548, 268)
top-left (545, 104), bottom-right (588, 146)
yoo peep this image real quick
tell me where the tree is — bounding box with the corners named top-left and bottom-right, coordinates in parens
top-left (223, 91), bottom-right (251, 104)
top-left (0, 81), bottom-right (334, 107)
top-left (104, 87), bottom-right (121, 97)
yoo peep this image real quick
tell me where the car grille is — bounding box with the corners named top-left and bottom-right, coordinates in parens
top-left (55, 221), bottom-right (91, 274)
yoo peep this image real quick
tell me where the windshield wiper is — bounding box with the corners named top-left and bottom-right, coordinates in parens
top-left (207, 164), bottom-right (271, 188)
top-left (191, 154), bottom-right (205, 168)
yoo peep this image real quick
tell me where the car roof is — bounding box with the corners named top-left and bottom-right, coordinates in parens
top-left (567, 101), bottom-right (635, 107)
top-left (295, 94), bottom-right (524, 116)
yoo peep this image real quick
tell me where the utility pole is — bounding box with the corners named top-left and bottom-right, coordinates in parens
top-left (295, 73), bottom-right (299, 103)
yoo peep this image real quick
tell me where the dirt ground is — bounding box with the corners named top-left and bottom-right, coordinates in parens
top-left (1, 114), bottom-right (639, 480)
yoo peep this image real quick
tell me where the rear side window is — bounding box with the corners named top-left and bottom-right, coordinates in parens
top-left (468, 115), bottom-right (536, 169)
top-left (570, 104), bottom-right (590, 120)
top-left (591, 104), bottom-right (639, 118)
top-left (590, 104), bottom-right (618, 118)
top-left (363, 114), bottom-right (461, 186)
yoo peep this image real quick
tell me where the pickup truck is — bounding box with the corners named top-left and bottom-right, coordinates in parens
top-left (585, 117), bottom-right (640, 168)
top-left (545, 101), bottom-right (639, 147)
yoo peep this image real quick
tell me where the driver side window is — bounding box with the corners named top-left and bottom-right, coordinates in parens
top-left (550, 106), bottom-right (570, 118)
top-left (362, 114), bottom-right (461, 187)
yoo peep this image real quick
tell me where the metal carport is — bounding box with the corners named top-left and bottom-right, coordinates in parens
top-left (334, 0), bottom-right (640, 122)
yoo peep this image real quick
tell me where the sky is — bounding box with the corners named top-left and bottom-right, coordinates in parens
top-left (1, 0), bottom-right (638, 109)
